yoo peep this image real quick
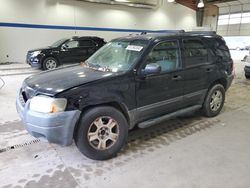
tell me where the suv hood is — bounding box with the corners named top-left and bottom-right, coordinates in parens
top-left (28, 46), bottom-right (55, 52)
top-left (24, 65), bottom-right (117, 96)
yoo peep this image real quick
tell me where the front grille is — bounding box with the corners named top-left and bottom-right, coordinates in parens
top-left (19, 83), bottom-right (36, 106)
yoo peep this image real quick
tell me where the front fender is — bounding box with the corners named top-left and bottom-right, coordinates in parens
top-left (56, 74), bottom-right (136, 127)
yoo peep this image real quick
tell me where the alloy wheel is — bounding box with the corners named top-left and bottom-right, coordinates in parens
top-left (210, 90), bottom-right (223, 112)
top-left (87, 116), bottom-right (119, 150)
top-left (45, 59), bottom-right (57, 70)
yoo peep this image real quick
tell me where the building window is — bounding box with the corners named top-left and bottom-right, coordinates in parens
top-left (218, 12), bottom-right (250, 25)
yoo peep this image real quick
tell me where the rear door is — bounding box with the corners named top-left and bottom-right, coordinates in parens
top-left (181, 37), bottom-right (214, 107)
top-left (78, 39), bottom-right (98, 61)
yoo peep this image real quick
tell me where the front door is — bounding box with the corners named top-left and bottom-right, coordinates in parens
top-left (135, 40), bottom-right (185, 122)
top-left (59, 40), bottom-right (80, 64)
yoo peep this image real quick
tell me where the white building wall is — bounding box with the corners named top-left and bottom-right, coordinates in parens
top-left (0, 0), bottom-right (196, 63)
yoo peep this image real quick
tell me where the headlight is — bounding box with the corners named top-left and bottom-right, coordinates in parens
top-left (30, 51), bottom-right (41, 57)
top-left (30, 95), bottom-right (67, 113)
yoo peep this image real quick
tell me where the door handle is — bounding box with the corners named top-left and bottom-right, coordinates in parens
top-left (172, 75), bottom-right (182, 81)
top-left (206, 68), bottom-right (213, 72)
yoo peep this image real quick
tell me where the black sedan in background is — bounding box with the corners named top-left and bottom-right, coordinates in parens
top-left (26, 36), bottom-right (106, 70)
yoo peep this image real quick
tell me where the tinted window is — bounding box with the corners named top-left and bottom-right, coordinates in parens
top-left (146, 40), bottom-right (180, 72)
top-left (183, 39), bottom-right (208, 67)
top-left (79, 40), bottom-right (96, 47)
top-left (96, 39), bottom-right (105, 46)
top-left (206, 38), bottom-right (231, 61)
top-left (65, 40), bottom-right (79, 48)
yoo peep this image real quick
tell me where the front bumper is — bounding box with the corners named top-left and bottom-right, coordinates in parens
top-left (27, 61), bottom-right (42, 69)
top-left (244, 66), bottom-right (250, 76)
top-left (26, 59), bottom-right (42, 69)
top-left (26, 54), bottom-right (42, 69)
top-left (16, 89), bottom-right (81, 146)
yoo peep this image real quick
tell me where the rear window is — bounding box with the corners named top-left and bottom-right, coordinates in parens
top-left (79, 40), bottom-right (96, 47)
top-left (93, 38), bottom-right (106, 46)
top-left (206, 38), bottom-right (231, 61)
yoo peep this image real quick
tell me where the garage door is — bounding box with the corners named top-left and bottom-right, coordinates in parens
top-left (217, 0), bottom-right (250, 36)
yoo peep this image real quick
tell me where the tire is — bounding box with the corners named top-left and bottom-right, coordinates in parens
top-left (74, 106), bottom-right (128, 160)
top-left (42, 57), bottom-right (58, 70)
top-left (202, 84), bottom-right (225, 117)
top-left (245, 74), bottom-right (250, 79)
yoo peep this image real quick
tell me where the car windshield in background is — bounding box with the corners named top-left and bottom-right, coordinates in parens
top-left (85, 40), bottom-right (149, 72)
top-left (50, 38), bottom-right (68, 48)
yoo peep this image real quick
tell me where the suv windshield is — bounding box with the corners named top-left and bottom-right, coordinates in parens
top-left (85, 40), bottom-right (149, 72)
top-left (50, 38), bottom-right (68, 48)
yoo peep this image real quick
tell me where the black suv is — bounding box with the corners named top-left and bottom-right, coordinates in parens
top-left (17, 31), bottom-right (234, 160)
top-left (26, 36), bottom-right (106, 70)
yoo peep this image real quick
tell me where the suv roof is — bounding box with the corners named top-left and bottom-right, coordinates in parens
top-left (72, 36), bottom-right (105, 40)
top-left (114, 31), bottom-right (221, 42)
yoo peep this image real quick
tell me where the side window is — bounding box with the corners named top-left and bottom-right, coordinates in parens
top-left (79, 40), bottom-right (96, 47)
top-left (183, 39), bottom-right (208, 67)
top-left (145, 40), bottom-right (180, 72)
top-left (206, 38), bottom-right (231, 61)
top-left (65, 40), bottom-right (79, 49)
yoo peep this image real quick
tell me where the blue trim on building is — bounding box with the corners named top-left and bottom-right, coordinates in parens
top-left (0, 22), bottom-right (175, 33)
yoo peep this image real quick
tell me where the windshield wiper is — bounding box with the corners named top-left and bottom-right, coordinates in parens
top-left (81, 61), bottom-right (113, 72)
top-left (81, 61), bottom-right (89, 67)
top-left (81, 61), bottom-right (101, 69)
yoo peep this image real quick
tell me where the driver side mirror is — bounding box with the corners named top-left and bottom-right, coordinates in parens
top-left (141, 63), bottom-right (161, 76)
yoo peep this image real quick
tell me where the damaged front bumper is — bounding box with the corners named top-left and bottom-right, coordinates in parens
top-left (16, 89), bottom-right (81, 146)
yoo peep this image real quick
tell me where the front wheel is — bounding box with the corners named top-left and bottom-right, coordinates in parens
top-left (202, 84), bottom-right (225, 117)
top-left (74, 106), bottom-right (128, 160)
top-left (42, 57), bottom-right (58, 70)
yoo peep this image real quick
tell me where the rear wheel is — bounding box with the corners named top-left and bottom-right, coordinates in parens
top-left (202, 84), bottom-right (225, 117)
top-left (42, 57), bottom-right (58, 70)
top-left (245, 74), bottom-right (250, 79)
top-left (74, 106), bottom-right (128, 160)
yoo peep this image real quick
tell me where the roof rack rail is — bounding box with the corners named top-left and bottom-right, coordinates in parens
top-left (185, 31), bottom-right (216, 35)
top-left (154, 30), bottom-right (185, 34)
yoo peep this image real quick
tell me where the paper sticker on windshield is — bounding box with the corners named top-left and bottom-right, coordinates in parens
top-left (126, 45), bottom-right (143, 52)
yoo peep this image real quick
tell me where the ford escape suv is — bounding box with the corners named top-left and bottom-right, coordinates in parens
top-left (17, 31), bottom-right (234, 160)
top-left (26, 36), bottom-right (106, 70)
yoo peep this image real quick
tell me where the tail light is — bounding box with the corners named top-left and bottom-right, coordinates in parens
top-left (230, 59), bottom-right (235, 77)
